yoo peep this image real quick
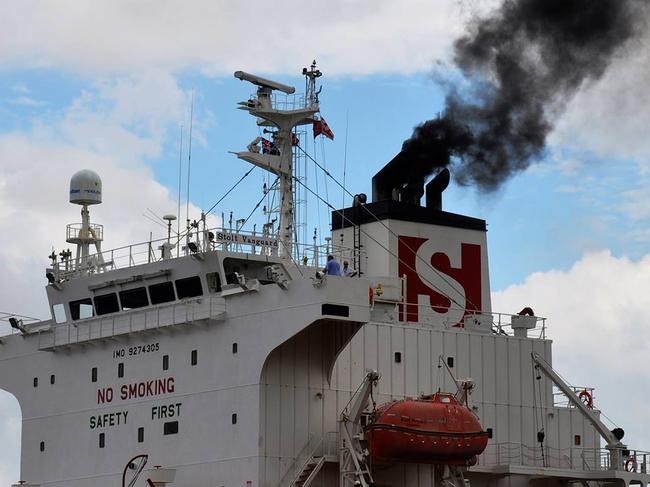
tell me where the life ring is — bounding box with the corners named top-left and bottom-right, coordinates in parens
top-left (625, 457), bottom-right (637, 472)
top-left (578, 390), bottom-right (593, 409)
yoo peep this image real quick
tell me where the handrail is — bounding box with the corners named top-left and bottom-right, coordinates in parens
top-left (477, 442), bottom-right (650, 472)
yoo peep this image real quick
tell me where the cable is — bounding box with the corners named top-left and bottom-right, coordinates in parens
top-left (292, 174), bottom-right (467, 311)
top-left (296, 145), bottom-right (475, 310)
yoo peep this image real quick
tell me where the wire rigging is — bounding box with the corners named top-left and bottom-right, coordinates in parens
top-left (295, 144), bottom-right (476, 310)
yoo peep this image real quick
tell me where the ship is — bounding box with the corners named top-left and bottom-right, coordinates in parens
top-left (1, 62), bottom-right (648, 487)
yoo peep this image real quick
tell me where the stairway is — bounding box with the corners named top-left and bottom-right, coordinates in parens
top-left (291, 455), bottom-right (325, 487)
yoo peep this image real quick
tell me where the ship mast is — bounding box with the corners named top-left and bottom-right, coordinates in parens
top-left (234, 62), bottom-right (322, 258)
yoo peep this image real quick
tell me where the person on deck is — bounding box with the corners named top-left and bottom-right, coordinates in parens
top-left (323, 255), bottom-right (342, 276)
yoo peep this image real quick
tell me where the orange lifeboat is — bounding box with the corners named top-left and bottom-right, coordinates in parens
top-left (365, 392), bottom-right (488, 465)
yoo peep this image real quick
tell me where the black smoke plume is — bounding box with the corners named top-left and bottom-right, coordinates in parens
top-left (401, 0), bottom-right (648, 191)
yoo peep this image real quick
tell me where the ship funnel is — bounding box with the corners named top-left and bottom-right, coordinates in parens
top-left (425, 168), bottom-right (450, 211)
top-left (372, 151), bottom-right (424, 205)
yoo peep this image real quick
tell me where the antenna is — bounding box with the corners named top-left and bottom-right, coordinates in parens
top-left (185, 90), bottom-right (194, 226)
top-left (177, 124), bottom-right (183, 256)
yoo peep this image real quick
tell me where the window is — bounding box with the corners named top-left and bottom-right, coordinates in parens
top-left (486, 428), bottom-right (493, 439)
top-left (164, 421), bottom-right (178, 435)
top-left (232, 343), bottom-right (238, 354)
top-left (91, 367), bottom-right (98, 383)
top-left (50, 374), bottom-right (55, 385)
top-left (191, 350), bottom-right (198, 366)
top-left (40, 441), bottom-right (45, 452)
top-left (52, 303), bottom-right (66, 324)
top-left (69, 298), bottom-right (94, 321)
top-left (206, 272), bottom-right (222, 293)
top-left (99, 433), bottom-right (105, 448)
top-left (118, 363), bottom-right (124, 378)
top-left (149, 282), bottom-right (176, 305)
top-left (162, 355), bottom-right (169, 371)
top-left (33, 377), bottom-right (38, 388)
top-left (231, 413), bottom-right (237, 425)
top-left (574, 435), bottom-right (581, 446)
top-left (394, 352), bottom-right (402, 364)
top-left (94, 293), bottom-right (119, 315)
top-left (138, 427), bottom-right (144, 443)
top-left (175, 276), bottom-right (203, 299)
top-left (119, 287), bottom-right (149, 310)
top-left (447, 357), bottom-right (454, 368)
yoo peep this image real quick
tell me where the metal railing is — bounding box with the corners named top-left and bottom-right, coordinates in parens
top-left (37, 295), bottom-right (225, 349)
top-left (276, 432), bottom-right (338, 487)
top-left (477, 442), bottom-right (650, 473)
top-left (50, 225), bottom-right (364, 282)
top-left (371, 302), bottom-right (548, 339)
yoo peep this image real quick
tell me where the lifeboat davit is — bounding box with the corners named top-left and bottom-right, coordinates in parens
top-left (365, 393), bottom-right (488, 465)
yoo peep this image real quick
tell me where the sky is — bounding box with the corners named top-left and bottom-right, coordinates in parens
top-left (1, 0), bottom-right (650, 483)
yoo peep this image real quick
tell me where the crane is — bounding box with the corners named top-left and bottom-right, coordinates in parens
top-left (531, 352), bottom-right (627, 470)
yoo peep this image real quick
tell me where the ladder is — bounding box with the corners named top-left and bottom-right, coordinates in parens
top-left (291, 455), bottom-right (325, 487)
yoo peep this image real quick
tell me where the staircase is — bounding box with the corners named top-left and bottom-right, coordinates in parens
top-left (291, 455), bottom-right (325, 487)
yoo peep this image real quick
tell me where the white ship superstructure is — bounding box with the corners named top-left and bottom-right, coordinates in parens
top-left (1, 64), bottom-right (648, 487)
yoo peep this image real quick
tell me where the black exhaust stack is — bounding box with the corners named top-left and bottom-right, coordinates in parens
top-left (372, 151), bottom-right (425, 205)
top-left (425, 168), bottom-right (450, 211)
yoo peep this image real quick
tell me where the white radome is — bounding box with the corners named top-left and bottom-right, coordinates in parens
top-left (69, 169), bottom-right (102, 205)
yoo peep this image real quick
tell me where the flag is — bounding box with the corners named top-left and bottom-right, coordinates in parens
top-left (261, 138), bottom-right (280, 155)
top-left (291, 132), bottom-right (300, 146)
top-left (313, 116), bottom-right (334, 140)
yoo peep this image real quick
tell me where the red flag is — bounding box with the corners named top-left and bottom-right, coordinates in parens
top-left (291, 132), bottom-right (300, 146)
top-left (313, 117), bottom-right (334, 140)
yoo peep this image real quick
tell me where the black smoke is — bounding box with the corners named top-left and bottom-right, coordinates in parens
top-left (401, 0), bottom-right (648, 191)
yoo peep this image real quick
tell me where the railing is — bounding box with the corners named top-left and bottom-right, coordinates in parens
top-left (50, 225), bottom-right (364, 282)
top-left (477, 442), bottom-right (650, 473)
top-left (553, 385), bottom-right (595, 408)
top-left (37, 295), bottom-right (225, 349)
top-left (66, 222), bottom-right (104, 241)
top-left (371, 302), bottom-right (548, 339)
top-left (276, 432), bottom-right (338, 487)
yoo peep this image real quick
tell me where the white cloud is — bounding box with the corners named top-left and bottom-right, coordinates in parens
top-left (493, 250), bottom-right (650, 449)
top-left (7, 96), bottom-right (45, 107)
top-left (0, 0), bottom-right (480, 76)
top-left (551, 30), bottom-right (650, 168)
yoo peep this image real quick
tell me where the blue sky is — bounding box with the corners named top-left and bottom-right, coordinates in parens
top-left (1, 0), bottom-right (650, 483)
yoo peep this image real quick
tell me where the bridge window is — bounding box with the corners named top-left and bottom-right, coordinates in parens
top-left (486, 428), bottom-right (493, 439)
top-left (94, 293), bottom-right (119, 315)
top-left (70, 298), bottom-right (94, 320)
top-left (175, 276), bottom-right (203, 299)
top-left (119, 287), bottom-right (149, 310)
top-left (206, 272), bottom-right (222, 293)
top-left (149, 282), bottom-right (176, 305)
top-left (52, 303), bottom-right (66, 323)
top-left (447, 357), bottom-right (454, 368)
top-left (574, 435), bottom-right (581, 446)
top-left (394, 352), bottom-right (402, 364)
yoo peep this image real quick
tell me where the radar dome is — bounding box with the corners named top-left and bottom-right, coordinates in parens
top-left (70, 169), bottom-right (102, 205)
